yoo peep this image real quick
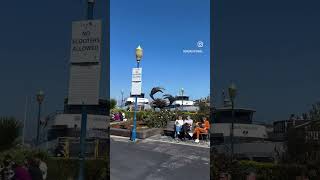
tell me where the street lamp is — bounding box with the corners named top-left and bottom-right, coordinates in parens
top-left (132, 45), bottom-right (143, 142)
top-left (121, 89), bottom-right (124, 108)
top-left (78, 1), bottom-right (95, 179)
top-left (180, 88), bottom-right (184, 111)
top-left (36, 90), bottom-right (45, 145)
top-left (228, 82), bottom-right (237, 158)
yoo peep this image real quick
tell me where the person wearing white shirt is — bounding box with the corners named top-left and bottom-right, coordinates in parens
top-left (184, 116), bottom-right (193, 130)
top-left (39, 160), bottom-right (47, 180)
top-left (182, 116), bottom-right (194, 139)
top-left (175, 116), bottom-right (184, 138)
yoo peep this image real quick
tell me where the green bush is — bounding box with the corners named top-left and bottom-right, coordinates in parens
top-left (211, 156), bottom-right (311, 180)
top-left (47, 158), bottom-right (108, 180)
top-left (143, 110), bottom-right (176, 128)
top-left (110, 99), bottom-right (117, 110)
top-left (172, 112), bottom-right (208, 123)
top-left (0, 117), bottom-right (22, 151)
top-left (124, 111), bottom-right (152, 121)
top-left (0, 148), bottom-right (108, 180)
top-left (0, 148), bottom-right (48, 165)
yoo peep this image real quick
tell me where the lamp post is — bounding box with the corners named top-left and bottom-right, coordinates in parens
top-left (78, 1), bottom-right (94, 180)
top-left (23, 96), bottom-right (28, 146)
top-left (121, 89), bottom-right (124, 108)
top-left (131, 45), bottom-right (143, 142)
top-left (181, 88), bottom-right (184, 111)
top-left (36, 90), bottom-right (44, 145)
top-left (228, 83), bottom-right (237, 159)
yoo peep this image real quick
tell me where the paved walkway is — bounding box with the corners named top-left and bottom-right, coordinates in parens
top-left (146, 134), bottom-right (210, 148)
top-left (110, 135), bottom-right (210, 180)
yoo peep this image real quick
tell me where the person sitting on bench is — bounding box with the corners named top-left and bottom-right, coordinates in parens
top-left (193, 117), bottom-right (210, 143)
top-left (181, 116), bottom-right (193, 140)
top-left (174, 116), bottom-right (184, 138)
top-left (184, 116), bottom-right (193, 130)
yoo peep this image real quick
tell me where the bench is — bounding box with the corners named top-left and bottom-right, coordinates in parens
top-left (163, 121), bottom-right (195, 139)
top-left (163, 121), bottom-right (175, 137)
top-left (200, 128), bottom-right (210, 141)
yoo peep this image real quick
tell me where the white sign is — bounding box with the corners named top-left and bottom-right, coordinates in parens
top-left (68, 65), bottom-right (100, 105)
top-left (70, 20), bottom-right (102, 63)
top-left (131, 81), bottom-right (142, 95)
top-left (132, 68), bottom-right (142, 82)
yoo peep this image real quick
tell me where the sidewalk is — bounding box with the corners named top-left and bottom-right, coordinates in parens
top-left (110, 134), bottom-right (210, 148)
top-left (110, 135), bottom-right (210, 180)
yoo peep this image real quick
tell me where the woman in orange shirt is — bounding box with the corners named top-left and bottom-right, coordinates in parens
top-left (193, 117), bottom-right (210, 143)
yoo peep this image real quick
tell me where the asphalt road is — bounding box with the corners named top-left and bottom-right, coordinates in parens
top-left (110, 137), bottom-right (210, 180)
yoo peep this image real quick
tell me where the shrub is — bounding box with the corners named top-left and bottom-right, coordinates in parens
top-left (0, 148), bottom-right (48, 164)
top-left (0, 117), bottom-right (22, 151)
top-left (110, 99), bottom-right (117, 110)
top-left (124, 111), bottom-right (152, 121)
top-left (173, 112), bottom-right (207, 123)
top-left (47, 158), bottom-right (108, 180)
top-left (143, 110), bottom-right (176, 128)
top-left (211, 155), bottom-right (312, 180)
top-left (0, 148), bottom-right (108, 180)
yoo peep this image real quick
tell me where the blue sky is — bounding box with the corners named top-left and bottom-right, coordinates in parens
top-left (213, 0), bottom-right (320, 122)
top-left (0, 0), bottom-right (107, 140)
top-left (110, 0), bottom-right (210, 102)
top-left (4, 0), bottom-right (320, 140)
top-left (0, 0), bottom-right (209, 140)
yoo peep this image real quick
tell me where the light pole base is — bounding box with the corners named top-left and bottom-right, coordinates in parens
top-left (131, 129), bottom-right (137, 142)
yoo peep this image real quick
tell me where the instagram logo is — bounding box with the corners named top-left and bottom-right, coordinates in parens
top-left (182, 40), bottom-right (204, 54)
top-left (197, 41), bottom-right (204, 48)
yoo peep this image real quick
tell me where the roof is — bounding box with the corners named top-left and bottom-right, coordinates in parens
top-left (214, 107), bottom-right (256, 112)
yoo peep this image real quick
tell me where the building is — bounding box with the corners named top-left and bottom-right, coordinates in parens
top-left (125, 93), bottom-right (151, 111)
top-left (210, 94), bottom-right (281, 161)
top-left (170, 95), bottom-right (199, 112)
top-left (45, 98), bottom-right (108, 141)
top-left (272, 119), bottom-right (311, 141)
top-left (211, 107), bottom-right (268, 144)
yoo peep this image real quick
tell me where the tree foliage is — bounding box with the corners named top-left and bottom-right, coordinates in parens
top-left (309, 102), bottom-right (320, 121)
top-left (285, 128), bottom-right (308, 163)
top-left (198, 101), bottom-right (210, 115)
top-left (0, 117), bottom-right (21, 151)
top-left (284, 102), bottom-right (320, 164)
top-left (110, 99), bottom-right (117, 110)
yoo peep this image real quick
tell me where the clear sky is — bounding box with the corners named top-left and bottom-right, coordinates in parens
top-left (0, 0), bottom-right (107, 140)
top-left (4, 0), bottom-right (319, 139)
top-left (213, 0), bottom-right (320, 123)
top-left (110, 0), bottom-right (210, 103)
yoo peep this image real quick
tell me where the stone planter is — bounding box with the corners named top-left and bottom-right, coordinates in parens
top-left (110, 128), bottom-right (162, 139)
